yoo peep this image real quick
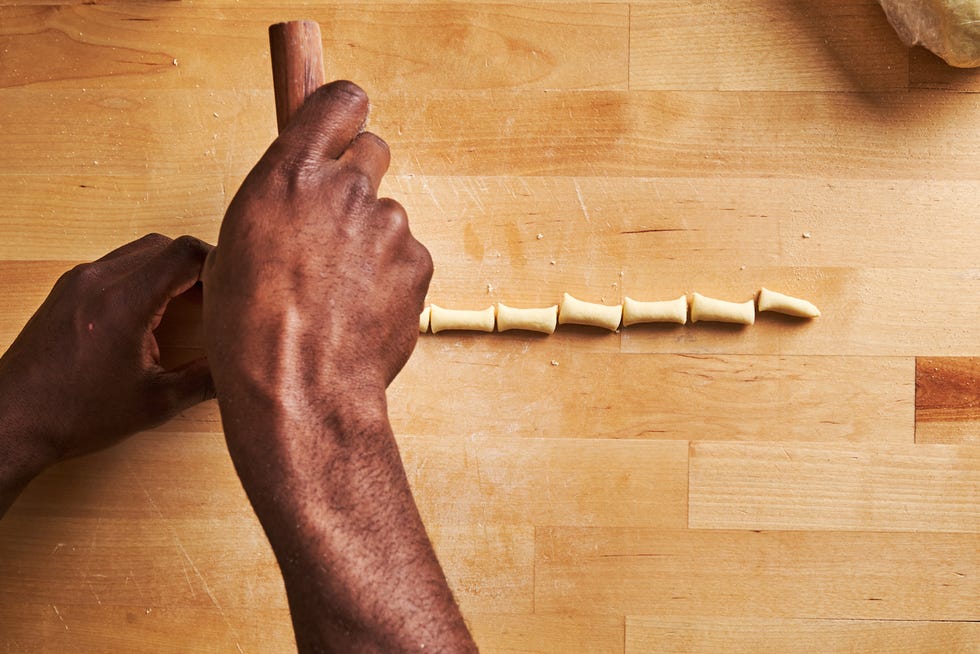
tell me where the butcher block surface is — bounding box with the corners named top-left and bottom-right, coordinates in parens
top-left (1, 1), bottom-right (978, 652)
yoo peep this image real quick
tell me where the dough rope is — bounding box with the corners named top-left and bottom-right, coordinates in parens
top-left (421, 288), bottom-right (817, 333)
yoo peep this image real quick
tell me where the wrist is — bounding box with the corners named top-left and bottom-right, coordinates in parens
top-left (0, 377), bottom-right (57, 513)
top-left (217, 373), bottom-right (393, 505)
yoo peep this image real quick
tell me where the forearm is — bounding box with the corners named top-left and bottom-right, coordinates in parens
top-left (220, 388), bottom-right (476, 654)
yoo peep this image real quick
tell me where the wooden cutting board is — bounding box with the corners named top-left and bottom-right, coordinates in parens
top-left (0, 1), bottom-right (978, 652)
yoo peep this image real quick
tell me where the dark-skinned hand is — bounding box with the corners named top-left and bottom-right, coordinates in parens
top-left (0, 233), bottom-right (215, 483)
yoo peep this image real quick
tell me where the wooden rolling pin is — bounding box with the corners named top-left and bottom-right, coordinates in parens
top-left (269, 20), bottom-right (325, 132)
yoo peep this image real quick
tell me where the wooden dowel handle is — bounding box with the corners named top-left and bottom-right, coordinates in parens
top-left (269, 20), bottom-right (325, 133)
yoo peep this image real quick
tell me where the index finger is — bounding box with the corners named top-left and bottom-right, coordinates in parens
top-left (268, 80), bottom-right (371, 168)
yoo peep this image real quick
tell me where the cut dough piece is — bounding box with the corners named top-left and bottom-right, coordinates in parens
top-left (757, 287), bottom-right (820, 318)
top-left (419, 306), bottom-right (431, 333)
top-left (623, 295), bottom-right (688, 326)
top-left (429, 305), bottom-right (495, 333)
top-left (690, 293), bottom-right (755, 325)
top-left (496, 303), bottom-right (558, 334)
top-left (558, 293), bottom-right (622, 331)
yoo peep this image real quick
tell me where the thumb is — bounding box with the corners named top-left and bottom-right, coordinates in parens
top-left (156, 357), bottom-right (216, 415)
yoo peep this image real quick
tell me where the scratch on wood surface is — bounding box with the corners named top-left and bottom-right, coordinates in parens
top-left (51, 605), bottom-right (68, 631)
top-left (173, 536), bottom-right (223, 613)
top-left (125, 459), bottom-right (246, 647)
top-left (573, 179), bottom-right (591, 223)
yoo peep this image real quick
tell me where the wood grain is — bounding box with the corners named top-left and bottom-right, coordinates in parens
top-left (0, 605), bottom-right (293, 653)
top-left (535, 527), bottom-right (980, 620)
top-left (150, 348), bottom-right (912, 443)
top-left (6, 87), bottom-right (980, 180)
top-left (689, 442), bottom-right (980, 532)
top-left (630, 0), bottom-right (909, 91)
top-left (401, 436), bottom-right (688, 527)
top-left (391, 345), bottom-right (913, 442)
top-left (626, 616), bottom-right (980, 654)
top-left (6, 175), bottom-right (980, 268)
top-left (2, 1), bottom-right (979, 651)
top-left (0, 4), bottom-right (628, 92)
top-left (469, 613), bottom-right (625, 654)
top-left (916, 357), bottom-right (980, 445)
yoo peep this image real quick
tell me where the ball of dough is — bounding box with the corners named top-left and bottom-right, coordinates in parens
top-left (878, 0), bottom-right (980, 67)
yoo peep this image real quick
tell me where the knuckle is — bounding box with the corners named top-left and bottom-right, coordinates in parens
top-left (382, 198), bottom-right (408, 234)
top-left (341, 170), bottom-right (376, 207)
top-left (378, 197), bottom-right (408, 227)
top-left (270, 152), bottom-right (320, 191)
top-left (61, 261), bottom-right (98, 289)
top-left (412, 241), bottom-right (435, 284)
top-left (140, 232), bottom-right (172, 248)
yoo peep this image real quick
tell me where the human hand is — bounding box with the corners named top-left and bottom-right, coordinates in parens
top-left (0, 234), bottom-right (215, 479)
top-left (203, 80), bottom-right (432, 438)
top-left (202, 82), bottom-right (475, 653)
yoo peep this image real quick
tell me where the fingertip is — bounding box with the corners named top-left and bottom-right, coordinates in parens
top-left (322, 80), bottom-right (369, 109)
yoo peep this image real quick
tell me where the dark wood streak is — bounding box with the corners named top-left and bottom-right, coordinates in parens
top-left (915, 357), bottom-right (980, 421)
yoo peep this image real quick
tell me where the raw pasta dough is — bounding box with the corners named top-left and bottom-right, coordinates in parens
top-left (429, 305), bottom-right (495, 333)
top-left (496, 303), bottom-right (558, 334)
top-left (690, 293), bottom-right (755, 325)
top-left (757, 287), bottom-right (820, 318)
top-left (557, 293), bottom-right (622, 331)
top-left (623, 295), bottom-right (688, 326)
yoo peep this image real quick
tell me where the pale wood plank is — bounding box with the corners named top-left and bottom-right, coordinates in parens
top-left (400, 436), bottom-right (688, 527)
top-left (689, 442), bottom-right (980, 533)
top-left (6, 88), bottom-right (980, 179)
top-left (374, 89), bottom-right (980, 178)
top-left (626, 615), bottom-right (980, 654)
top-left (0, 89), bottom-right (275, 179)
top-left (916, 357), bottom-right (980, 445)
top-left (0, 514), bottom-right (286, 609)
top-left (390, 176), bottom-right (980, 285)
top-left (0, 3), bottom-right (627, 92)
top-left (153, 349), bottom-right (911, 444)
top-left (631, 0), bottom-right (908, 91)
top-left (0, 174), bottom-right (226, 260)
top-left (535, 527), bottom-right (980, 620)
top-left (392, 344), bottom-right (913, 442)
top-left (6, 175), bottom-right (980, 271)
top-left (469, 613), bottom-right (624, 654)
top-left (0, 605), bottom-right (293, 653)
